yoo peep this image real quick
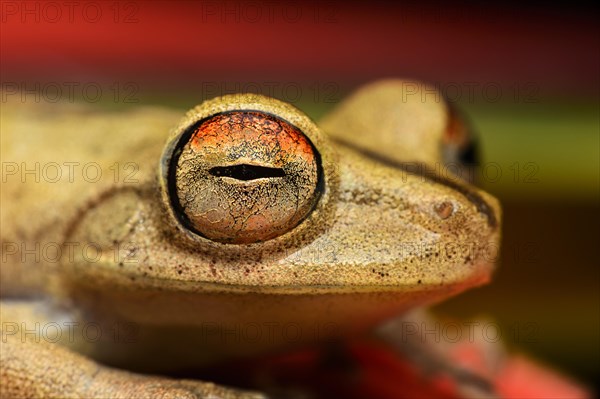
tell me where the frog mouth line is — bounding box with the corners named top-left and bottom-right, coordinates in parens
top-left (332, 137), bottom-right (498, 229)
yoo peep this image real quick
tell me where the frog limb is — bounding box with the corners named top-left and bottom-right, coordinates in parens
top-left (0, 300), bottom-right (266, 399)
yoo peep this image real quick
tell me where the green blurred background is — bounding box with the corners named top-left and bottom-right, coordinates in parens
top-left (2, 0), bottom-right (598, 391)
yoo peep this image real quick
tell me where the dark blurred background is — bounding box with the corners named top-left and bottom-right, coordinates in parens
top-left (2, 0), bottom-right (598, 391)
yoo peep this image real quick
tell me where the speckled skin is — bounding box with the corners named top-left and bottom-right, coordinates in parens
top-left (0, 80), bottom-right (501, 398)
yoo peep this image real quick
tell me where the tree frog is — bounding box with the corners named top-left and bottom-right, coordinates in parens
top-left (0, 79), bottom-right (501, 398)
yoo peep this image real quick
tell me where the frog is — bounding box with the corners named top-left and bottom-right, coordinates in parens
top-left (0, 79), bottom-right (501, 398)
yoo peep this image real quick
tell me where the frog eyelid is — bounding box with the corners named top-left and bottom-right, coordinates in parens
top-left (161, 107), bottom-right (325, 244)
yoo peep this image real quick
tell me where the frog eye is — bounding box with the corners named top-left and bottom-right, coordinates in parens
top-left (167, 111), bottom-right (322, 244)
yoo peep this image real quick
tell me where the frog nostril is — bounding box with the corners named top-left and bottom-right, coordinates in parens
top-left (209, 164), bottom-right (286, 181)
top-left (434, 201), bottom-right (455, 219)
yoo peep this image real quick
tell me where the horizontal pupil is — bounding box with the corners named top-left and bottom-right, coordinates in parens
top-left (209, 164), bottom-right (286, 181)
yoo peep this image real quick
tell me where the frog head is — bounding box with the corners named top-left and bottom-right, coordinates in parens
top-left (63, 80), bottom-right (500, 356)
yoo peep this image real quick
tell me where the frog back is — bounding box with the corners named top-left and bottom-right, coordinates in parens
top-left (1, 97), bottom-right (180, 296)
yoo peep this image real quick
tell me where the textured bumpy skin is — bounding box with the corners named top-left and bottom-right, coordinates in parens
top-left (0, 80), bottom-right (501, 397)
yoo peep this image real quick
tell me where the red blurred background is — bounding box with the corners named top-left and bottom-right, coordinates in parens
top-left (2, 1), bottom-right (598, 96)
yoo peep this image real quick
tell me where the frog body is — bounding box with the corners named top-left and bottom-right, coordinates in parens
top-left (0, 80), bottom-right (500, 398)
